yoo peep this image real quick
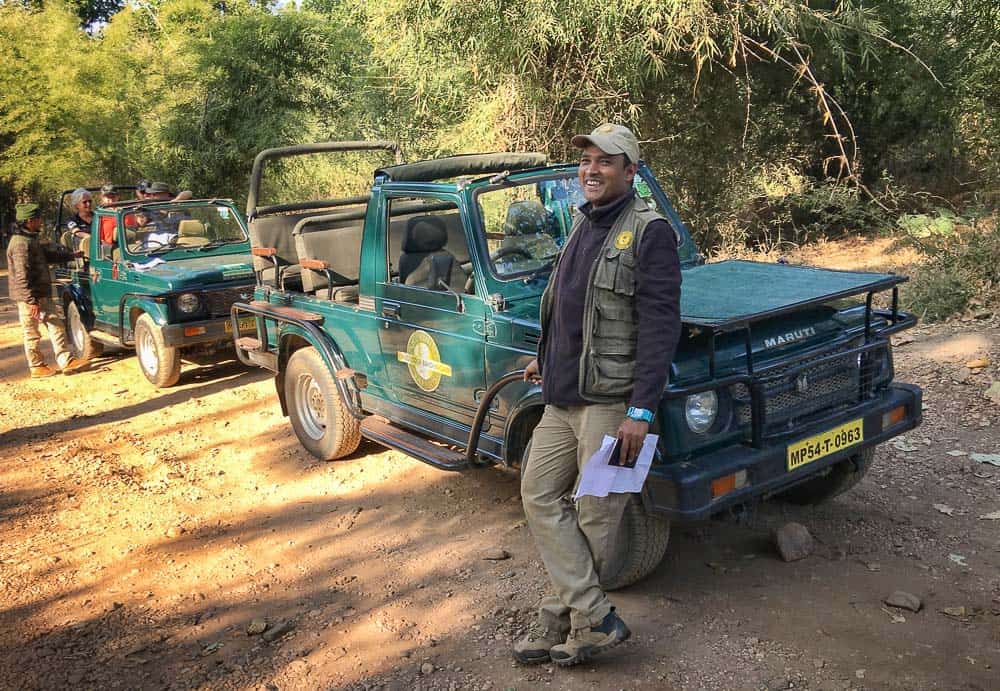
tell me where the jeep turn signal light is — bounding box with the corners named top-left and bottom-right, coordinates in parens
top-left (711, 469), bottom-right (748, 500)
top-left (882, 405), bottom-right (905, 430)
top-left (184, 326), bottom-right (207, 337)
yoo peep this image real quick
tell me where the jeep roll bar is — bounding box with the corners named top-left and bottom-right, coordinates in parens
top-left (246, 141), bottom-right (404, 220)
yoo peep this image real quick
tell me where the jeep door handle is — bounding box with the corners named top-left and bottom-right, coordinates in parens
top-left (382, 302), bottom-right (401, 319)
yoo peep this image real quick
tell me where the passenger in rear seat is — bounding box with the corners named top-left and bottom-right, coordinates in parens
top-left (64, 188), bottom-right (94, 253)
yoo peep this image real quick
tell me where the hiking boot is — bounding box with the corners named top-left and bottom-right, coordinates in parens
top-left (61, 357), bottom-right (87, 374)
top-left (30, 364), bottom-right (57, 378)
top-left (549, 608), bottom-right (631, 666)
top-left (512, 620), bottom-right (568, 664)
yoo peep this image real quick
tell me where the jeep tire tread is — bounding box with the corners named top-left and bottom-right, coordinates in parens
top-left (600, 494), bottom-right (671, 591)
top-left (66, 301), bottom-right (103, 360)
top-left (135, 313), bottom-right (181, 388)
top-left (778, 446), bottom-right (877, 505)
top-left (285, 346), bottom-right (361, 461)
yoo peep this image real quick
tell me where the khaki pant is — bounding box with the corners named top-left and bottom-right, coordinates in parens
top-left (521, 402), bottom-right (630, 630)
top-left (17, 298), bottom-right (71, 369)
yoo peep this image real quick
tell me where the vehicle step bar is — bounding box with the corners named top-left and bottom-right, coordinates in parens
top-left (235, 336), bottom-right (277, 371)
top-left (89, 330), bottom-right (124, 346)
top-left (361, 416), bottom-right (468, 471)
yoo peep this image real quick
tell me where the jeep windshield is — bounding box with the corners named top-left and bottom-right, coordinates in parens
top-left (475, 168), bottom-right (697, 280)
top-left (123, 203), bottom-right (248, 257)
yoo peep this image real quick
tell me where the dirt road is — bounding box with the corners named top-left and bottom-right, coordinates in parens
top-left (1, 263), bottom-right (998, 691)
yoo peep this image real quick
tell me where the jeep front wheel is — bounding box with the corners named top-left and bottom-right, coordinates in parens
top-left (135, 313), bottom-right (181, 388)
top-left (600, 494), bottom-right (671, 591)
top-left (66, 301), bottom-right (103, 360)
top-left (285, 347), bottom-right (361, 460)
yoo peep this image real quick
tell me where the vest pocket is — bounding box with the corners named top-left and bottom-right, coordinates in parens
top-left (593, 246), bottom-right (636, 296)
top-left (586, 354), bottom-right (636, 397)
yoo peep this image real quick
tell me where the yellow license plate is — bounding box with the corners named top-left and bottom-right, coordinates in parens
top-left (224, 316), bottom-right (256, 334)
top-left (787, 419), bottom-right (864, 471)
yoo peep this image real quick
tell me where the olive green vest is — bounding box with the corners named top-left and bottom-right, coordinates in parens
top-left (538, 197), bottom-right (665, 402)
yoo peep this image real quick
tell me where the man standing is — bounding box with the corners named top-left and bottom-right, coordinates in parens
top-left (514, 124), bottom-right (682, 666)
top-left (7, 203), bottom-right (88, 377)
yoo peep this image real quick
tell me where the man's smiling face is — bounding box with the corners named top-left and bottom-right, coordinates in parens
top-left (578, 145), bottom-right (637, 206)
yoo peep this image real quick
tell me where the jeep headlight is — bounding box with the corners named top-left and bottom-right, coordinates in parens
top-left (177, 292), bottom-right (200, 314)
top-left (685, 391), bottom-right (718, 434)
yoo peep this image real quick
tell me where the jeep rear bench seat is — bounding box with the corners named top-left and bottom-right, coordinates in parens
top-left (293, 213), bottom-right (365, 303)
top-left (249, 211), bottom-right (312, 291)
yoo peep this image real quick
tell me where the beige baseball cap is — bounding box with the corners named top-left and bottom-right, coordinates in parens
top-left (571, 123), bottom-right (640, 163)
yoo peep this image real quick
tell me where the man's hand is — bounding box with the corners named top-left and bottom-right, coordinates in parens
top-left (616, 418), bottom-right (649, 467)
top-left (524, 358), bottom-right (541, 383)
top-left (28, 303), bottom-right (40, 320)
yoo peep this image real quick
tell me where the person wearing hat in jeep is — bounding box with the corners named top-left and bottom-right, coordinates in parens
top-left (514, 124), bottom-right (681, 666)
top-left (136, 182), bottom-right (195, 248)
top-left (6, 203), bottom-right (88, 378)
top-left (144, 181), bottom-right (194, 202)
top-left (99, 184), bottom-right (120, 206)
top-left (143, 181), bottom-right (174, 201)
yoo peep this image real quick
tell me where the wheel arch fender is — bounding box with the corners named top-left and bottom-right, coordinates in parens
top-left (122, 297), bottom-right (165, 332)
top-left (61, 284), bottom-right (94, 328)
top-left (502, 387), bottom-right (545, 468)
top-left (275, 324), bottom-right (356, 418)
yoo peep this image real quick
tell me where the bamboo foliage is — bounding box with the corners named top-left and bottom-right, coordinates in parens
top-left (0, 0), bottom-right (996, 234)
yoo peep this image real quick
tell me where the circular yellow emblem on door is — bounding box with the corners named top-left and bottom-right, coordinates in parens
top-left (397, 330), bottom-right (453, 392)
top-left (614, 230), bottom-right (634, 250)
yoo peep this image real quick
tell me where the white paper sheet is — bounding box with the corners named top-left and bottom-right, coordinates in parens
top-left (573, 434), bottom-right (658, 500)
top-left (131, 257), bottom-right (165, 272)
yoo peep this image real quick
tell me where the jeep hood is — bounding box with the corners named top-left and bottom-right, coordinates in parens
top-left (504, 260), bottom-right (904, 362)
top-left (679, 260), bottom-right (901, 327)
top-left (672, 260), bottom-right (905, 380)
top-left (129, 254), bottom-right (254, 290)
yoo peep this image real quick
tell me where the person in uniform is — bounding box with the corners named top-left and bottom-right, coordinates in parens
top-left (513, 124), bottom-right (682, 666)
top-left (6, 203), bottom-right (88, 378)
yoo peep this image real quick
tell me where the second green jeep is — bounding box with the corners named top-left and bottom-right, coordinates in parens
top-left (54, 193), bottom-right (255, 387)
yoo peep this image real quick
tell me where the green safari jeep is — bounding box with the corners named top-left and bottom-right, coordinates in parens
top-left (233, 142), bottom-right (922, 588)
top-left (53, 193), bottom-right (256, 387)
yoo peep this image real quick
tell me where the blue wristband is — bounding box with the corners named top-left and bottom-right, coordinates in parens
top-left (626, 407), bottom-right (654, 423)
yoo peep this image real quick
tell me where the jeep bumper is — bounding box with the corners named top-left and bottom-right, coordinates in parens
top-left (160, 314), bottom-right (255, 348)
top-left (644, 383), bottom-right (922, 521)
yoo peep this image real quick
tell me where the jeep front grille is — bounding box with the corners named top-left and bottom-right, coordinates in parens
top-left (205, 285), bottom-right (254, 318)
top-left (731, 339), bottom-right (892, 436)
